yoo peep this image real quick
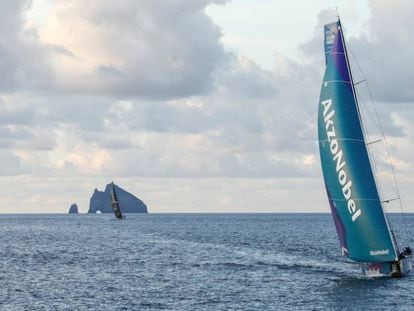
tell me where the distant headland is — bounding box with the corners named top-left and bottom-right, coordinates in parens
top-left (88, 183), bottom-right (148, 214)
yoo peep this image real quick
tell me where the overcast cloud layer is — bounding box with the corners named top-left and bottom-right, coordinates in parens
top-left (0, 0), bottom-right (413, 213)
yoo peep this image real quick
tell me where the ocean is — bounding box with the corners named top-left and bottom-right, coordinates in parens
top-left (1, 213), bottom-right (413, 310)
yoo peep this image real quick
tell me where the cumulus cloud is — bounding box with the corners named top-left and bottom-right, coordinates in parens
top-left (0, 150), bottom-right (28, 175)
top-left (336, 1), bottom-right (414, 103)
top-left (0, 0), bottom-right (322, 184)
top-left (35, 0), bottom-right (229, 98)
top-left (300, 3), bottom-right (414, 104)
top-left (0, 0), bottom-right (52, 91)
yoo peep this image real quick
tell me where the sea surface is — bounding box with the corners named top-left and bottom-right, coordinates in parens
top-left (1, 213), bottom-right (413, 310)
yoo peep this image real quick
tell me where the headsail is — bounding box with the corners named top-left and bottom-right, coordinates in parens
top-left (318, 20), bottom-right (397, 262)
top-left (110, 182), bottom-right (124, 219)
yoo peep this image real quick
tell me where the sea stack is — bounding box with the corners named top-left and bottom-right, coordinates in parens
top-left (68, 203), bottom-right (79, 214)
top-left (88, 183), bottom-right (148, 214)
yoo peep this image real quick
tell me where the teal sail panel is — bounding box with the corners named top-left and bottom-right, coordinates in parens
top-left (318, 21), bottom-right (397, 262)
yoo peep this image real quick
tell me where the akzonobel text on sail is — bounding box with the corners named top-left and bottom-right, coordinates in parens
top-left (321, 98), bottom-right (361, 222)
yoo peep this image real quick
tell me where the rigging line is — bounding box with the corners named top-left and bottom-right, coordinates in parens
top-left (353, 84), bottom-right (384, 181)
top-left (355, 89), bottom-right (400, 196)
top-left (354, 87), bottom-right (381, 134)
top-left (379, 170), bottom-right (399, 197)
top-left (339, 21), bottom-right (402, 253)
top-left (354, 87), bottom-right (389, 209)
top-left (356, 90), bottom-right (399, 196)
top-left (366, 138), bottom-right (384, 145)
top-left (354, 90), bottom-right (398, 197)
top-left (348, 46), bottom-right (409, 243)
top-left (354, 79), bottom-right (366, 86)
top-left (351, 59), bottom-right (389, 167)
top-left (363, 82), bottom-right (408, 242)
top-left (338, 23), bottom-right (402, 254)
top-left (356, 82), bottom-right (401, 214)
top-left (383, 197), bottom-right (400, 203)
top-left (365, 151), bottom-right (400, 197)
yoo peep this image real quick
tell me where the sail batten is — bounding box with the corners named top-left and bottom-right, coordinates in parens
top-left (319, 139), bottom-right (365, 142)
top-left (318, 20), bottom-right (398, 262)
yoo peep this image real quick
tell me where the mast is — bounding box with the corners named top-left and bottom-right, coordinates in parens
top-left (337, 19), bottom-right (399, 259)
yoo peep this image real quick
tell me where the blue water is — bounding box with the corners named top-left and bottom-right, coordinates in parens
top-left (1, 214), bottom-right (413, 310)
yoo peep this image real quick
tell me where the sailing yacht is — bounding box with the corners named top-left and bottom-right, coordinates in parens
top-left (110, 182), bottom-right (125, 220)
top-left (318, 19), bottom-right (412, 277)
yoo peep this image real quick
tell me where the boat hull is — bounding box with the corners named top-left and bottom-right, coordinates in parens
top-left (361, 255), bottom-right (412, 277)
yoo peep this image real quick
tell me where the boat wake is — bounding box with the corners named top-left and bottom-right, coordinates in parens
top-left (235, 248), bottom-right (359, 277)
top-left (144, 233), bottom-right (359, 277)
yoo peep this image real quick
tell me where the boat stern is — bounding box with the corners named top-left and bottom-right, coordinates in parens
top-left (398, 255), bottom-right (412, 276)
top-left (362, 255), bottom-right (412, 278)
top-left (362, 262), bottom-right (392, 277)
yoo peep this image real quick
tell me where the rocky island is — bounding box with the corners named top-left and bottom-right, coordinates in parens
top-left (68, 203), bottom-right (79, 214)
top-left (88, 183), bottom-right (148, 214)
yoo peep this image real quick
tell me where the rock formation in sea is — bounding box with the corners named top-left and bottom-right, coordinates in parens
top-left (88, 183), bottom-right (148, 214)
top-left (68, 203), bottom-right (79, 214)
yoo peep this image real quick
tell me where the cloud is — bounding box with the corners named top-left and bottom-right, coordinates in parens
top-left (338, 1), bottom-right (414, 103)
top-left (0, 2), bottom-right (336, 183)
top-left (300, 5), bottom-right (410, 139)
top-left (0, 150), bottom-right (27, 175)
top-left (0, 51), bottom-right (319, 179)
top-left (35, 0), bottom-right (229, 99)
top-left (0, 0), bottom-right (52, 92)
top-left (300, 3), bottom-right (414, 103)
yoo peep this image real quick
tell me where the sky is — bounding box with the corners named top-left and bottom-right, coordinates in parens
top-left (1, 0), bottom-right (414, 213)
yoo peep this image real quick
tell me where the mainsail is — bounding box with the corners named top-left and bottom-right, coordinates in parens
top-left (110, 182), bottom-right (124, 219)
top-left (318, 20), bottom-right (398, 262)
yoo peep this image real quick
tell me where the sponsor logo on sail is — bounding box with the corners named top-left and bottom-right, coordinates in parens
top-left (325, 24), bottom-right (338, 46)
top-left (321, 98), bottom-right (361, 222)
top-left (370, 249), bottom-right (389, 256)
